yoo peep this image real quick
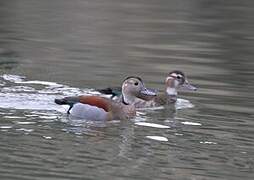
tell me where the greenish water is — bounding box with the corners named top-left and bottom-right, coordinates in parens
top-left (0, 0), bottom-right (254, 179)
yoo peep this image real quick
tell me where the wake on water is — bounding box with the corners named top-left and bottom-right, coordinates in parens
top-left (0, 74), bottom-right (194, 113)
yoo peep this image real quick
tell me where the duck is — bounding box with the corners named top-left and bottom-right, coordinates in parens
top-left (147, 70), bottom-right (197, 106)
top-left (97, 70), bottom-right (197, 108)
top-left (55, 76), bottom-right (156, 121)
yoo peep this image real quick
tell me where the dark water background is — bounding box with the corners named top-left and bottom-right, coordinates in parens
top-left (0, 0), bottom-right (254, 179)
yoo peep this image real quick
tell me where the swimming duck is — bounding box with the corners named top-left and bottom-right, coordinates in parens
top-left (148, 70), bottom-right (197, 106)
top-left (97, 70), bottom-right (197, 108)
top-left (55, 76), bottom-right (156, 120)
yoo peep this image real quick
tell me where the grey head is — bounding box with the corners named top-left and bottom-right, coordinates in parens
top-left (121, 76), bottom-right (157, 105)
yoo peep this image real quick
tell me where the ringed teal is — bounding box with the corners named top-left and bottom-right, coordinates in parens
top-left (55, 76), bottom-right (156, 120)
top-left (148, 70), bottom-right (197, 106)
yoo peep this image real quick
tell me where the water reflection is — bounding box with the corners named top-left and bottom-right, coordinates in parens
top-left (0, 50), bottom-right (18, 71)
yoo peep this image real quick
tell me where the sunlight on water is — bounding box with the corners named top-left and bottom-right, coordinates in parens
top-left (176, 98), bottom-right (194, 110)
top-left (0, 126), bottom-right (12, 129)
top-left (0, 74), bottom-right (97, 112)
top-left (181, 121), bottom-right (202, 126)
top-left (146, 136), bottom-right (169, 142)
top-left (135, 122), bottom-right (170, 129)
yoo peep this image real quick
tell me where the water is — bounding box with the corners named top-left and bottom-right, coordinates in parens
top-left (0, 0), bottom-right (254, 179)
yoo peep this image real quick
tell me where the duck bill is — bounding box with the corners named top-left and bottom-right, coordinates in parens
top-left (181, 82), bottom-right (197, 91)
top-left (139, 87), bottom-right (157, 101)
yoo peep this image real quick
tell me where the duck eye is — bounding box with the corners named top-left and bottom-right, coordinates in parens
top-left (177, 76), bottom-right (181, 79)
top-left (134, 82), bottom-right (139, 86)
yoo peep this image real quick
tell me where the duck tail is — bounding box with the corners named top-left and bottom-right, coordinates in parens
top-left (97, 87), bottom-right (122, 99)
top-left (55, 96), bottom-right (80, 114)
top-left (54, 98), bottom-right (67, 105)
top-left (54, 96), bottom-right (80, 106)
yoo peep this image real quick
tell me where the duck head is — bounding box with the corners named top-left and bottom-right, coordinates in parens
top-left (121, 76), bottom-right (156, 105)
top-left (165, 70), bottom-right (197, 96)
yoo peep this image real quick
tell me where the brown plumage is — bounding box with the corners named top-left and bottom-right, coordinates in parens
top-left (79, 96), bottom-right (111, 112)
top-left (55, 76), bottom-right (156, 120)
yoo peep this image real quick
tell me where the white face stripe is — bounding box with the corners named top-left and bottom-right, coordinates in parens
top-left (170, 73), bottom-right (177, 78)
top-left (166, 74), bottom-right (182, 88)
top-left (128, 79), bottom-right (135, 84)
top-left (124, 78), bottom-right (141, 85)
top-left (165, 76), bottom-right (174, 83)
top-left (170, 73), bottom-right (183, 78)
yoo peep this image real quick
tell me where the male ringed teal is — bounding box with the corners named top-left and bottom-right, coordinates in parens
top-left (55, 76), bottom-right (156, 120)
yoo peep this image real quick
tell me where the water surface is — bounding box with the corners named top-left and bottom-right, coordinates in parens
top-left (0, 0), bottom-right (254, 179)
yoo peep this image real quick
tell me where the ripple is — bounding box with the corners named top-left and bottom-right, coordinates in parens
top-left (138, 106), bottom-right (164, 111)
top-left (15, 121), bottom-right (36, 125)
top-left (16, 128), bottom-right (34, 133)
top-left (200, 141), bottom-right (217, 145)
top-left (38, 115), bottom-right (58, 119)
top-left (146, 136), bottom-right (168, 142)
top-left (1, 86), bottom-right (36, 93)
top-left (181, 121), bottom-right (202, 126)
top-left (42, 136), bottom-right (52, 140)
top-left (176, 98), bottom-right (194, 110)
top-left (16, 80), bottom-right (62, 87)
top-left (1, 74), bottom-right (25, 83)
top-left (0, 126), bottom-right (12, 129)
top-left (133, 44), bottom-right (222, 53)
top-left (4, 116), bottom-right (25, 119)
top-left (0, 74), bottom-right (95, 112)
top-left (2, 74), bottom-right (62, 87)
top-left (135, 122), bottom-right (170, 129)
